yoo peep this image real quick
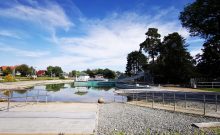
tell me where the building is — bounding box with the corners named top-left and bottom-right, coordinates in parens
top-left (36, 70), bottom-right (46, 77)
top-left (0, 66), bottom-right (17, 76)
top-left (76, 72), bottom-right (90, 82)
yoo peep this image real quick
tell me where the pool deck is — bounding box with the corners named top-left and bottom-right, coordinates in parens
top-left (0, 102), bottom-right (98, 135)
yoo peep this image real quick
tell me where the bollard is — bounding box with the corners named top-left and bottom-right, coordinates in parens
top-left (45, 92), bottom-right (48, 104)
top-left (203, 94), bottom-right (206, 115)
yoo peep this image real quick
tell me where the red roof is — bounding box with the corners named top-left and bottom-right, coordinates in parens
top-left (0, 66), bottom-right (17, 71)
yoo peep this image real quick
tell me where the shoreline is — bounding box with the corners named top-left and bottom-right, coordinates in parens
top-left (0, 80), bottom-right (74, 90)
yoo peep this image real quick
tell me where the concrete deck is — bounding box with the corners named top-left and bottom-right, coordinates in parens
top-left (0, 102), bottom-right (98, 135)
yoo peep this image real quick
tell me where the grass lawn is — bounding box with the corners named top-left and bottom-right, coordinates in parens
top-left (199, 88), bottom-right (220, 92)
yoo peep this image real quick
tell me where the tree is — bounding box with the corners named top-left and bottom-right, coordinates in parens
top-left (3, 67), bottom-right (12, 76)
top-left (140, 28), bottom-right (161, 63)
top-left (125, 51), bottom-right (147, 76)
top-left (180, 0), bottom-right (220, 78)
top-left (103, 68), bottom-right (116, 79)
top-left (15, 64), bottom-right (30, 77)
top-left (46, 66), bottom-right (63, 77)
top-left (157, 33), bottom-right (195, 83)
top-left (179, 0), bottom-right (220, 39)
top-left (196, 38), bottom-right (220, 78)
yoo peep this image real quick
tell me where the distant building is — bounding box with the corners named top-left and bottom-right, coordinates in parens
top-left (0, 65), bottom-right (17, 76)
top-left (76, 72), bottom-right (90, 82)
top-left (36, 70), bottom-right (46, 77)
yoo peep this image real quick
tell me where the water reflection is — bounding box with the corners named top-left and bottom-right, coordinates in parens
top-left (46, 83), bottom-right (65, 92)
top-left (4, 83), bottom-right (126, 102)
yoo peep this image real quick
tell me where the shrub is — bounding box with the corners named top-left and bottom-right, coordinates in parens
top-left (4, 74), bottom-right (15, 82)
top-left (59, 76), bottom-right (65, 79)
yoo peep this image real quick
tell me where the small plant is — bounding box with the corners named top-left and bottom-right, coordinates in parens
top-left (4, 74), bottom-right (15, 82)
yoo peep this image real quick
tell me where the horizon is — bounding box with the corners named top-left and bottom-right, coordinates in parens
top-left (0, 0), bottom-right (204, 72)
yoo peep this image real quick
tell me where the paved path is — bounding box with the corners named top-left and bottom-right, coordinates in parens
top-left (0, 102), bottom-right (98, 135)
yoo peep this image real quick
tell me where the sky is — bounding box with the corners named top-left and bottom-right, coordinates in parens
top-left (0, 0), bottom-right (204, 72)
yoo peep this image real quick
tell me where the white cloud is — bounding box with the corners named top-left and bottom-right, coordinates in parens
top-left (0, 30), bottom-right (21, 39)
top-left (0, 45), bottom-right (49, 58)
top-left (48, 10), bottom-right (191, 71)
top-left (0, 2), bottom-right (73, 31)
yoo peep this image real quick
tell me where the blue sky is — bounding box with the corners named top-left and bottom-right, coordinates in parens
top-left (0, 0), bottom-right (204, 72)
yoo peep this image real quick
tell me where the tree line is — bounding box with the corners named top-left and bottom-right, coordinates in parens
top-left (126, 0), bottom-right (220, 84)
top-left (69, 68), bottom-right (119, 79)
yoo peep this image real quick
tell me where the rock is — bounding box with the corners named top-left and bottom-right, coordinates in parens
top-left (98, 97), bottom-right (104, 103)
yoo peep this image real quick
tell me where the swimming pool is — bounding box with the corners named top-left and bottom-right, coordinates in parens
top-left (5, 83), bottom-right (126, 102)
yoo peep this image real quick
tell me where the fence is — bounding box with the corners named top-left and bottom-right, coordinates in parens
top-left (197, 82), bottom-right (220, 88)
top-left (118, 90), bottom-right (220, 116)
top-left (0, 89), bottom-right (48, 111)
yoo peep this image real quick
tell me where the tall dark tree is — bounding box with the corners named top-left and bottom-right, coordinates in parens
top-left (196, 38), bottom-right (220, 78)
top-left (180, 0), bottom-right (220, 78)
top-left (125, 51), bottom-right (147, 76)
top-left (179, 0), bottom-right (220, 39)
top-left (46, 66), bottom-right (63, 77)
top-left (140, 28), bottom-right (161, 63)
top-left (157, 33), bottom-right (195, 83)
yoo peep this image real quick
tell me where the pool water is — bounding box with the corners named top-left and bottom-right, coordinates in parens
top-left (8, 83), bottom-right (125, 102)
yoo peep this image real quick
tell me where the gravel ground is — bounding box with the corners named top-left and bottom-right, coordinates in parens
top-left (97, 103), bottom-right (220, 135)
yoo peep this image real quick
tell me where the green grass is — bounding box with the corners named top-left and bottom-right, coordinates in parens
top-left (199, 88), bottom-right (220, 92)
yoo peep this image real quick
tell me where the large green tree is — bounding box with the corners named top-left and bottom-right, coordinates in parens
top-left (179, 0), bottom-right (220, 78)
top-left (140, 28), bottom-right (161, 63)
top-left (15, 64), bottom-right (31, 77)
top-left (157, 33), bottom-right (195, 83)
top-left (46, 66), bottom-right (63, 77)
top-left (125, 51), bottom-right (147, 76)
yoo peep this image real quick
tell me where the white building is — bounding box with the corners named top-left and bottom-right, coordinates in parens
top-left (76, 72), bottom-right (90, 82)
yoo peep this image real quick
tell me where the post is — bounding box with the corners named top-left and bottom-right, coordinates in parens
top-left (45, 92), bottom-right (48, 104)
top-left (185, 93), bottom-right (187, 108)
top-left (25, 90), bottom-right (28, 103)
top-left (174, 93), bottom-right (176, 111)
top-left (133, 90), bottom-right (134, 102)
top-left (7, 91), bottom-right (11, 111)
top-left (163, 93), bottom-right (165, 106)
top-left (203, 94), bottom-right (206, 115)
top-left (146, 92), bottom-right (147, 102)
top-left (152, 92), bottom-right (154, 108)
top-left (216, 94), bottom-right (218, 112)
top-left (212, 82), bottom-right (213, 88)
top-left (37, 89), bottom-right (39, 104)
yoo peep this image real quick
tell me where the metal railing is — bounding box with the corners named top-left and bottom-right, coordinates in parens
top-left (118, 90), bottom-right (220, 116)
top-left (0, 89), bottom-right (48, 111)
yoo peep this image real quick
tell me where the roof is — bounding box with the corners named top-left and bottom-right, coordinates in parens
top-left (0, 66), bottom-right (17, 71)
